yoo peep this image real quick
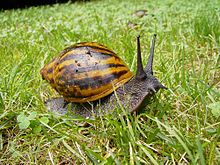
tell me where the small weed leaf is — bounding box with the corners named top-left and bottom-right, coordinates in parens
top-left (17, 112), bottom-right (31, 129)
top-left (27, 111), bottom-right (37, 120)
top-left (17, 112), bottom-right (39, 130)
top-left (18, 119), bottom-right (30, 130)
top-left (208, 102), bottom-right (220, 118)
top-left (30, 119), bottom-right (42, 133)
top-left (32, 125), bottom-right (42, 134)
top-left (17, 112), bottom-right (27, 123)
top-left (39, 117), bottom-right (49, 124)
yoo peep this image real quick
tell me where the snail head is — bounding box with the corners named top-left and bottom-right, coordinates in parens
top-left (135, 34), bottom-right (167, 92)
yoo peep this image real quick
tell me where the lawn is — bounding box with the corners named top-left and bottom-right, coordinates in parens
top-left (0, 0), bottom-right (219, 164)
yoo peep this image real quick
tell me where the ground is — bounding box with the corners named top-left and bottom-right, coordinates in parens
top-left (0, 0), bottom-right (219, 164)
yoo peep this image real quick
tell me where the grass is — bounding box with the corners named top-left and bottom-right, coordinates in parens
top-left (0, 0), bottom-right (219, 164)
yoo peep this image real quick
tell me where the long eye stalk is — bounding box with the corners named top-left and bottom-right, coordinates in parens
top-left (135, 35), bottom-right (147, 79)
top-left (145, 34), bottom-right (156, 75)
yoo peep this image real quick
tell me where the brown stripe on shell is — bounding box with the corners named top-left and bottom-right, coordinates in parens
top-left (64, 70), bottom-right (128, 91)
top-left (59, 63), bottom-right (126, 75)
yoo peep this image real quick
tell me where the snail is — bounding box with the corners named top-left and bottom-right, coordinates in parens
top-left (40, 34), bottom-right (167, 118)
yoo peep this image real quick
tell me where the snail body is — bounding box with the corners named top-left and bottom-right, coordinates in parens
top-left (41, 35), bottom-right (166, 118)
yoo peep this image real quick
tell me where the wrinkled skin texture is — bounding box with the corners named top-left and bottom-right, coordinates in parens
top-left (45, 74), bottom-right (165, 118)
